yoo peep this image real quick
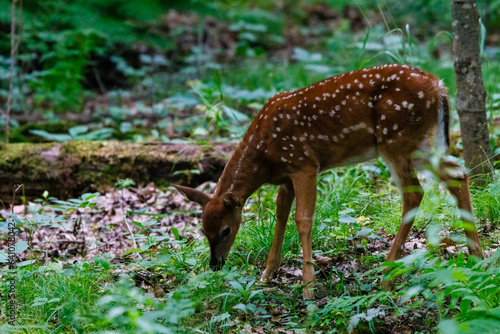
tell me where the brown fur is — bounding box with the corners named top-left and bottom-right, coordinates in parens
top-left (174, 64), bottom-right (482, 298)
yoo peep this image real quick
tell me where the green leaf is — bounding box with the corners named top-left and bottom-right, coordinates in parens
top-left (400, 285), bottom-right (423, 304)
top-left (81, 192), bottom-right (100, 202)
top-left (460, 298), bottom-right (472, 314)
top-left (461, 319), bottom-right (500, 333)
top-left (0, 250), bottom-right (8, 263)
top-left (451, 268), bottom-right (469, 283)
top-left (122, 248), bottom-right (142, 255)
top-left (94, 255), bottom-right (110, 270)
top-left (438, 319), bottom-right (460, 334)
top-left (40, 262), bottom-right (63, 273)
top-left (29, 129), bottom-right (72, 142)
top-left (221, 105), bottom-right (249, 122)
top-left (132, 221), bottom-right (144, 227)
top-left (68, 125), bottom-right (88, 137)
top-left (339, 214), bottom-right (357, 224)
top-left (396, 249), bottom-right (427, 266)
top-left (233, 303), bottom-right (247, 312)
top-left (171, 227), bottom-right (181, 240)
top-left (15, 239), bottom-right (29, 254)
top-left (249, 289), bottom-right (263, 300)
top-left (107, 306), bottom-right (126, 319)
top-left (31, 298), bottom-right (48, 307)
top-left (489, 306), bottom-right (500, 318)
top-left (229, 280), bottom-right (244, 291)
top-left (79, 128), bottom-right (115, 140)
top-left (355, 228), bottom-right (373, 237)
top-left (18, 260), bottom-right (36, 267)
top-left (185, 258), bottom-right (196, 266)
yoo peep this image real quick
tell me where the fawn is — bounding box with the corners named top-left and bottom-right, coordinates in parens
top-left (174, 64), bottom-right (483, 299)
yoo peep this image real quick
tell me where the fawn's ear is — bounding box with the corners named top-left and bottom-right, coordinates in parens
top-left (172, 184), bottom-right (210, 208)
top-left (222, 192), bottom-right (241, 208)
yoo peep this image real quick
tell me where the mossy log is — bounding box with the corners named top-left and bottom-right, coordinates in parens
top-left (0, 141), bottom-right (236, 203)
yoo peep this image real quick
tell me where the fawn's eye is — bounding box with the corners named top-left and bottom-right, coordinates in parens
top-left (221, 227), bottom-right (231, 238)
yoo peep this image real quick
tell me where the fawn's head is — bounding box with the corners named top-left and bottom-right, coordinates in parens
top-left (173, 185), bottom-right (243, 270)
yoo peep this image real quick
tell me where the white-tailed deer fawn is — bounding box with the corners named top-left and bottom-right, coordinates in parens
top-left (174, 64), bottom-right (483, 299)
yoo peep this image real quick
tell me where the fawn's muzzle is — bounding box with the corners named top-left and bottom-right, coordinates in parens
top-left (209, 257), bottom-right (225, 271)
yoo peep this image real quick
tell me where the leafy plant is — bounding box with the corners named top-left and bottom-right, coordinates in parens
top-left (385, 249), bottom-right (500, 333)
top-left (30, 125), bottom-right (114, 142)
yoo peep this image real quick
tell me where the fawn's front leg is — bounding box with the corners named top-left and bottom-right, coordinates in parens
top-left (262, 181), bottom-right (295, 282)
top-left (291, 167), bottom-right (318, 299)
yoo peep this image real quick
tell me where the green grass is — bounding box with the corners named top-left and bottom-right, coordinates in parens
top-left (2, 169), bottom-right (499, 333)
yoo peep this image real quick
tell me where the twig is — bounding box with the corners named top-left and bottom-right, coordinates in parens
top-left (6, 0), bottom-right (20, 144)
top-left (414, 218), bottom-right (431, 239)
top-left (355, 198), bottom-right (375, 218)
top-left (121, 188), bottom-right (142, 259)
top-left (33, 240), bottom-right (85, 244)
top-left (11, 184), bottom-right (22, 212)
top-left (92, 65), bottom-right (107, 94)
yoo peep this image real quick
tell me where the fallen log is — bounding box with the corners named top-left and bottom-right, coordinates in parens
top-left (0, 141), bottom-right (236, 203)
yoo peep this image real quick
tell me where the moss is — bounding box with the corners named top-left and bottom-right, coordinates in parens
top-left (1, 141), bottom-right (231, 202)
top-left (1, 143), bottom-right (52, 172)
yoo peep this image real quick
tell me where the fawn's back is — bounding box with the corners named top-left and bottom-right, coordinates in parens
top-left (240, 64), bottom-right (448, 180)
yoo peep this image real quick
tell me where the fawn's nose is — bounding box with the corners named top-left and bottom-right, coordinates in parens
top-left (209, 257), bottom-right (225, 271)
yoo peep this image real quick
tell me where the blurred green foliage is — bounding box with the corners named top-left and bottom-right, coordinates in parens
top-left (0, 0), bottom-right (499, 149)
top-left (0, 0), bottom-right (181, 111)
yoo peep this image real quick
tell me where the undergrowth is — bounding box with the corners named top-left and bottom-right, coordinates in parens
top-left (1, 169), bottom-right (499, 333)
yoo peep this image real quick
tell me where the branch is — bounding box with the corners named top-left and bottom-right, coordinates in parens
top-left (5, 0), bottom-right (20, 144)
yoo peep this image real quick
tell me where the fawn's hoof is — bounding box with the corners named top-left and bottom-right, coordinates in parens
top-left (303, 286), bottom-right (315, 300)
top-left (260, 269), bottom-right (274, 283)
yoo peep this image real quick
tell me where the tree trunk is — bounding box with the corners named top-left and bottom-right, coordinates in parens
top-left (0, 141), bottom-right (236, 203)
top-left (451, 0), bottom-right (492, 183)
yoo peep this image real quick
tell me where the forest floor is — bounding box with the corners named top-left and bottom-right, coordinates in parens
top-left (2, 169), bottom-right (500, 332)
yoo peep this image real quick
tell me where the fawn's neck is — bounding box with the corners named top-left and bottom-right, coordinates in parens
top-left (215, 137), bottom-right (267, 203)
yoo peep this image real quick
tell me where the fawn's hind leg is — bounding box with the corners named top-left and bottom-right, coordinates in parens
top-left (384, 156), bottom-right (424, 263)
top-left (438, 160), bottom-right (482, 257)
